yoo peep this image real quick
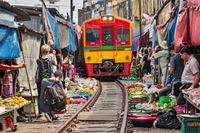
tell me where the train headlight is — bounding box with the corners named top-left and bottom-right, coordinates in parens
top-left (87, 56), bottom-right (91, 60)
top-left (101, 16), bottom-right (114, 22)
top-left (102, 16), bottom-right (107, 21)
top-left (108, 16), bottom-right (113, 21)
top-left (125, 56), bottom-right (129, 60)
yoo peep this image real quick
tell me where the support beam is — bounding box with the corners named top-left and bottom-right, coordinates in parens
top-left (70, 0), bottom-right (73, 22)
top-left (139, 0), bottom-right (142, 46)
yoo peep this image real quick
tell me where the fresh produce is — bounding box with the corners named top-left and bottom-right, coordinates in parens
top-left (128, 87), bottom-right (143, 93)
top-left (73, 89), bottom-right (94, 96)
top-left (183, 88), bottom-right (200, 107)
top-left (135, 102), bottom-right (159, 112)
top-left (158, 96), bottom-right (175, 108)
top-left (135, 103), bottom-right (151, 110)
top-left (128, 82), bottom-right (148, 100)
top-left (130, 68), bottom-right (138, 78)
top-left (0, 96), bottom-right (29, 108)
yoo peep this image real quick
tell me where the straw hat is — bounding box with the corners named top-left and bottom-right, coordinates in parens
top-left (160, 41), bottom-right (168, 49)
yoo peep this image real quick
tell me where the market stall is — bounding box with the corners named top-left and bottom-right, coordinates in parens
top-left (0, 1), bottom-right (32, 131)
top-left (65, 78), bottom-right (97, 104)
top-left (125, 78), bottom-right (200, 133)
top-left (183, 88), bottom-right (200, 112)
top-left (127, 81), bottom-right (179, 128)
top-left (0, 97), bottom-right (30, 131)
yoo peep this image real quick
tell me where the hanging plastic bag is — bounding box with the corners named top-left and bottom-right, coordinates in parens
top-left (154, 108), bottom-right (181, 129)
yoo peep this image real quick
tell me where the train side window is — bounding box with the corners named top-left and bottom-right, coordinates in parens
top-left (102, 27), bottom-right (113, 45)
top-left (86, 28), bottom-right (100, 42)
top-left (117, 28), bottom-right (130, 42)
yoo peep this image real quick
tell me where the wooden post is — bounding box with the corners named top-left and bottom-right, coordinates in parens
top-left (70, 0), bottom-right (73, 22)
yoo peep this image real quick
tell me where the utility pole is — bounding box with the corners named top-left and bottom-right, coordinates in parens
top-left (70, 0), bottom-right (73, 22)
top-left (128, 0), bottom-right (132, 20)
top-left (83, 0), bottom-right (85, 22)
top-left (104, 0), bottom-right (106, 15)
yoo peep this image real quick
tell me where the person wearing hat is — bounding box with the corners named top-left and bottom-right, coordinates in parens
top-left (151, 41), bottom-right (169, 85)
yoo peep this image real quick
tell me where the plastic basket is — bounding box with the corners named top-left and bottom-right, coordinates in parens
top-left (130, 114), bottom-right (157, 128)
top-left (181, 116), bottom-right (200, 133)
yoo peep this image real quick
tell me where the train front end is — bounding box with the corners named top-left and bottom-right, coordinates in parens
top-left (83, 16), bottom-right (132, 77)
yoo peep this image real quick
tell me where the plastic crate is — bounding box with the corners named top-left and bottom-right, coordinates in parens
top-left (181, 116), bottom-right (200, 133)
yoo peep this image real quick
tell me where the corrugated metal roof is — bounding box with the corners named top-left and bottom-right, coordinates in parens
top-left (0, 1), bottom-right (30, 21)
top-left (14, 5), bottom-right (65, 19)
top-left (0, 19), bottom-right (19, 28)
top-left (19, 24), bottom-right (45, 37)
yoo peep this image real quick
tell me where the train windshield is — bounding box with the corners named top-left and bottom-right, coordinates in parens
top-left (102, 27), bottom-right (113, 45)
top-left (86, 28), bottom-right (100, 42)
top-left (116, 28), bottom-right (130, 42)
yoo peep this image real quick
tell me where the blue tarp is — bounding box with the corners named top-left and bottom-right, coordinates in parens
top-left (0, 25), bottom-right (20, 58)
top-left (46, 10), bottom-right (59, 49)
top-left (166, 6), bottom-right (179, 47)
top-left (67, 13), bottom-right (75, 53)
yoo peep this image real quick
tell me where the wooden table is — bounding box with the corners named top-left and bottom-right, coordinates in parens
top-left (0, 102), bottom-right (30, 131)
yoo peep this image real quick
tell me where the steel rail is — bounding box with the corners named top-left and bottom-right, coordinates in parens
top-left (56, 81), bottom-right (102, 133)
top-left (56, 80), bottom-right (128, 133)
top-left (116, 80), bottom-right (129, 133)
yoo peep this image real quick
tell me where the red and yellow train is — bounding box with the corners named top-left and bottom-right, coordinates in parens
top-left (81, 16), bottom-right (132, 77)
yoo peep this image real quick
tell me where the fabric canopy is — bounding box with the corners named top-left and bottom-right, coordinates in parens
top-left (58, 23), bottom-right (70, 49)
top-left (187, 0), bottom-right (200, 6)
top-left (96, 0), bottom-right (104, 4)
top-left (67, 13), bottom-right (75, 53)
top-left (166, 6), bottom-right (179, 47)
top-left (42, 4), bottom-right (59, 49)
top-left (174, 7), bottom-right (200, 52)
top-left (47, 10), bottom-right (59, 49)
top-left (0, 25), bottom-right (20, 58)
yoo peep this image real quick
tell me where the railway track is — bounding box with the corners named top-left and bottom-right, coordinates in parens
top-left (56, 81), bottom-right (128, 133)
